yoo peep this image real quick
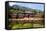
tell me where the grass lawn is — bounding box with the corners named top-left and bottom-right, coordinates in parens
top-left (8, 23), bottom-right (33, 29)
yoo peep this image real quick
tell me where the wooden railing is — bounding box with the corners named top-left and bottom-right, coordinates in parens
top-left (9, 18), bottom-right (44, 21)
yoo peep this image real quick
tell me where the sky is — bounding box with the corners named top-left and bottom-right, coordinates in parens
top-left (9, 2), bottom-right (44, 11)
